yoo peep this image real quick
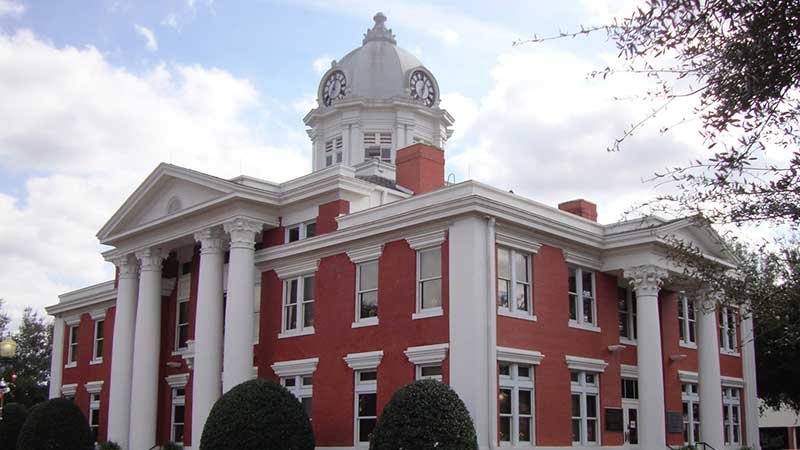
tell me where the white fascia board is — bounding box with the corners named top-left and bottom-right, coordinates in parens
top-left (47, 280), bottom-right (117, 317)
top-left (271, 357), bottom-right (320, 378)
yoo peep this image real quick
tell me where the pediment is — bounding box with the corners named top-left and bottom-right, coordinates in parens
top-left (662, 220), bottom-right (738, 267)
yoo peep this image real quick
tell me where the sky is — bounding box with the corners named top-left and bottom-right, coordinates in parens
top-left (0, 0), bottom-right (716, 327)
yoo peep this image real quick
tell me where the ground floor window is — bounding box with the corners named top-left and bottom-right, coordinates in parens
top-left (723, 387), bottom-right (742, 445)
top-left (355, 370), bottom-right (377, 445)
top-left (416, 363), bottom-right (443, 381)
top-left (281, 374), bottom-right (313, 419)
top-left (571, 370), bottom-right (600, 446)
top-left (682, 383), bottom-right (701, 445)
top-left (499, 362), bottom-right (534, 445)
top-left (89, 393), bottom-right (101, 443)
top-left (171, 387), bottom-right (186, 444)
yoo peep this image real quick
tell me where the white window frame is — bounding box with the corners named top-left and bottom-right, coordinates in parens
top-left (719, 306), bottom-right (739, 355)
top-left (67, 323), bottom-right (79, 367)
top-left (89, 392), bottom-right (101, 442)
top-left (571, 370), bottom-right (601, 446)
top-left (363, 131), bottom-right (392, 163)
top-left (282, 374), bottom-right (314, 419)
top-left (678, 294), bottom-right (698, 348)
top-left (281, 274), bottom-right (315, 337)
top-left (497, 246), bottom-right (534, 319)
top-left (618, 285), bottom-right (637, 343)
top-left (171, 387), bottom-right (186, 444)
top-left (174, 263), bottom-right (191, 352)
top-left (325, 136), bottom-right (343, 167)
top-left (285, 220), bottom-right (317, 243)
top-left (722, 387), bottom-right (742, 446)
top-left (568, 267), bottom-right (599, 330)
top-left (416, 364), bottom-right (443, 381)
top-left (354, 260), bottom-right (379, 326)
top-left (498, 362), bottom-right (535, 446)
top-left (355, 370), bottom-right (378, 446)
top-left (91, 319), bottom-right (104, 363)
top-left (253, 279), bottom-right (261, 344)
top-left (415, 246), bottom-right (443, 318)
top-left (682, 383), bottom-right (701, 445)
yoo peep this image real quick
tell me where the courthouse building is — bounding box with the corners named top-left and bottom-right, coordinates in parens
top-left (47, 13), bottom-right (760, 450)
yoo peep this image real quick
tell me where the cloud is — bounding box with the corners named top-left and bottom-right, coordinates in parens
top-left (312, 55), bottom-right (333, 74)
top-left (0, 0), bottom-right (24, 17)
top-left (161, 13), bottom-right (180, 30)
top-left (134, 24), bottom-right (158, 51)
top-left (0, 30), bottom-right (309, 327)
top-left (293, 93), bottom-right (317, 113)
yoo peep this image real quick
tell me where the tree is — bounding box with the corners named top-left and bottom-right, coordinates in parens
top-left (6, 307), bottom-right (51, 408)
top-left (0, 299), bottom-right (9, 337)
top-left (0, 403), bottom-right (27, 450)
top-left (369, 380), bottom-right (478, 450)
top-left (16, 398), bottom-right (93, 450)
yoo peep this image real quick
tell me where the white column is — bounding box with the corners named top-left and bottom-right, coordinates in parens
top-left (697, 293), bottom-right (725, 449)
top-left (107, 254), bottom-right (140, 449)
top-left (625, 265), bottom-right (669, 450)
top-left (48, 317), bottom-right (65, 399)
top-left (741, 315), bottom-right (761, 449)
top-left (192, 227), bottom-right (226, 442)
top-left (222, 218), bottom-right (261, 392)
top-left (128, 248), bottom-right (166, 450)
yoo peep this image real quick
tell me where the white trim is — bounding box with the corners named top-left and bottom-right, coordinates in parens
top-left (91, 318), bottom-right (105, 364)
top-left (274, 259), bottom-right (319, 280)
top-left (404, 343), bottom-right (449, 365)
top-left (278, 327), bottom-right (315, 339)
top-left (351, 317), bottom-right (379, 328)
top-left (565, 355), bottom-right (608, 373)
top-left (498, 310), bottom-right (537, 322)
top-left (89, 309), bottom-right (106, 320)
top-left (346, 244), bottom-right (384, 264)
top-left (496, 246), bottom-right (534, 317)
top-left (354, 259), bottom-right (379, 324)
top-left (497, 346), bottom-right (545, 365)
top-left (405, 229), bottom-right (446, 250)
top-left (165, 373), bottom-right (190, 388)
top-left (85, 380), bottom-right (104, 394)
top-left (61, 383), bottom-right (78, 396)
top-left (620, 364), bottom-right (639, 379)
top-left (721, 376), bottom-right (745, 388)
top-left (564, 250), bottom-right (602, 271)
top-left (680, 341), bottom-right (698, 350)
top-left (161, 277), bottom-right (176, 297)
top-left (678, 370), bottom-right (699, 384)
top-left (568, 321), bottom-right (602, 333)
top-left (271, 357), bottom-right (320, 377)
top-left (64, 315), bottom-right (81, 326)
top-left (495, 231), bottom-right (541, 254)
top-left (344, 350), bottom-right (383, 370)
top-left (412, 307), bottom-right (443, 320)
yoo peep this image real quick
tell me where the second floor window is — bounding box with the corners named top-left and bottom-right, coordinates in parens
top-left (283, 275), bottom-right (315, 333)
top-left (175, 262), bottom-right (191, 350)
top-left (325, 136), bottom-right (343, 167)
top-left (678, 294), bottom-right (697, 345)
top-left (68, 325), bottom-right (79, 365)
top-left (417, 247), bottom-right (442, 313)
top-left (286, 220), bottom-right (317, 243)
top-left (719, 307), bottom-right (738, 353)
top-left (618, 286), bottom-right (637, 341)
top-left (92, 320), bottom-right (104, 362)
top-left (568, 267), bottom-right (596, 327)
top-left (497, 247), bottom-right (533, 316)
top-left (356, 260), bottom-right (379, 322)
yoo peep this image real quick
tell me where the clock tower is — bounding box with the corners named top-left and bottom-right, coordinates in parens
top-left (304, 13), bottom-right (454, 174)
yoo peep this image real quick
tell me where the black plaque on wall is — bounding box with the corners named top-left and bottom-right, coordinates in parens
top-left (605, 408), bottom-right (624, 432)
top-left (666, 410), bottom-right (683, 433)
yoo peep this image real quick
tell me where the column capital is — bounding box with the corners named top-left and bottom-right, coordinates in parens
top-left (113, 254), bottom-right (139, 279)
top-left (224, 218), bottom-right (262, 250)
top-left (695, 286), bottom-right (723, 312)
top-left (194, 227), bottom-right (227, 254)
top-left (135, 248), bottom-right (167, 273)
top-left (625, 265), bottom-right (668, 296)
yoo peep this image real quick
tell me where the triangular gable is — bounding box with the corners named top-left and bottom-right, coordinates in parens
top-left (658, 217), bottom-right (739, 267)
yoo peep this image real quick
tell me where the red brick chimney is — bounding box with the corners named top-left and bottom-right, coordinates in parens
top-left (558, 199), bottom-right (598, 222)
top-left (395, 143), bottom-right (445, 195)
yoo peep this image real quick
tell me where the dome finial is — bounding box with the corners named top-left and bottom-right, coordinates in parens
top-left (363, 11), bottom-right (396, 45)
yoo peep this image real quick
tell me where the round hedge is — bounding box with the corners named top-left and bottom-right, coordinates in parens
top-left (0, 403), bottom-right (27, 450)
top-left (370, 379), bottom-right (478, 450)
top-left (200, 379), bottom-right (314, 450)
top-left (16, 398), bottom-right (93, 450)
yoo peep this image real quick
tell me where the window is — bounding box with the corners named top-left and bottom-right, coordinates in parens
top-left (89, 392), bottom-right (101, 443)
top-left (723, 387), bottom-right (741, 445)
top-left (175, 262), bottom-right (191, 351)
top-left (355, 370), bottom-right (377, 445)
top-left (621, 378), bottom-right (639, 400)
top-left (171, 387), bottom-right (186, 444)
top-left (497, 247), bottom-right (533, 316)
top-left (678, 294), bottom-right (697, 345)
top-left (499, 362), bottom-right (535, 445)
top-left (416, 364), bottom-right (443, 381)
top-left (568, 267), bottom-right (597, 328)
top-left (282, 275), bottom-right (315, 334)
top-left (356, 260), bottom-right (379, 322)
top-left (68, 325), bottom-right (79, 365)
top-left (571, 371), bottom-right (600, 446)
top-left (682, 383), bottom-right (701, 445)
top-left (92, 320), bottom-right (104, 362)
top-left (325, 136), bottom-right (343, 167)
top-left (618, 286), bottom-right (637, 341)
top-left (253, 280), bottom-right (261, 344)
top-left (282, 375), bottom-right (313, 419)
top-left (364, 132), bottom-right (392, 163)
top-left (286, 220), bottom-right (317, 243)
top-left (719, 307), bottom-right (738, 353)
top-left (416, 247), bottom-right (442, 313)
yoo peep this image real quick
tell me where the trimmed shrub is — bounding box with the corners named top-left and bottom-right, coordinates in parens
top-left (98, 441), bottom-right (121, 450)
top-left (370, 379), bottom-right (478, 450)
top-left (16, 398), bottom-right (93, 450)
top-left (200, 379), bottom-right (314, 450)
top-left (0, 403), bottom-right (27, 450)
top-left (162, 441), bottom-right (183, 450)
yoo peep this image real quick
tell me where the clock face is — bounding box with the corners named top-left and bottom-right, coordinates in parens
top-left (409, 70), bottom-right (436, 107)
top-left (322, 71), bottom-right (347, 106)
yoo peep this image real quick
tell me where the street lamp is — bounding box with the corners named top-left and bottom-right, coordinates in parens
top-left (0, 335), bottom-right (17, 421)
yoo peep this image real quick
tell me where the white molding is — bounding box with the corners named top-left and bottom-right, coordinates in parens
top-left (278, 327), bottom-right (316, 339)
top-left (274, 259), bottom-right (319, 280)
top-left (496, 346), bottom-right (545, 365)
top-left (344, 350), bottom-right (383, 370)
top-left (679, 370), bottom-right (699, 383)
top-left (567, 321), bottom-right (602, 333)
top-left (497, 309), bottom-right (537, 322)
top-left (346, 243), bottom-right (384, 264)
top-left (564, 250), bottom-right (602, 271)
top-left (620, 364), bottom-right (639, 379)
top-left (64, 316), bottom-right (81, 327)
top-left (85, 380), bottom-right (104, 394)
top-left (48, 280), bottom-right (117, 316)
top-left (61, 383), bottom-right (78, 396)
top-left (680, 341), bottom-right (698, 350)
top-left (271, 357), bottom-right (320, 377)
top-left (404, 343), bottom-right (449, 365)
top-left (721, 376), bottom-right (745, 388)
top-left (405, 229), bottom-right (446, 250)
top-left (495, 231), bottom-right (541, 254)
top-left (89, 309), bottom-right (107, 320)
top-left (165, 373), bottom-right (190, 388)
top-left (351, 317), bottom-right (379, 328)
top-left (412, 307), bottom-right (443, 320)
top-left (161, 277), bottom-right (177, 297)
top-left (565, 355), bottom-right (608, 373)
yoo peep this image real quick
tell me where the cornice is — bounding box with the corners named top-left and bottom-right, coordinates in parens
top-left (271, 357), bottom-right (320, 377)
top-left (165, 373), bottom-right (190, 388)
top-left (679, 370), bottom-right (699, 384)
top-left (48, 280), bottom-right (116, 317)
top-left (346, 243), bottom-right (385, 264)
top-left (344, 350), bottom-right (383, 370)
top-left (497, 346), bottom-right (545, 365)
top-left (565, 355), bottom-right (608, 373)
top-left (404, 229), bottom-right (446, 250)
top-left (272, 259), bottom-right (320, 280)
top-left (620, 364), bottom-right (639, 379)
top-left (85, 380), bottom-right (104, 394)
top-left (495, 230), bottom-right (542, 254)
top-left (404, 343), bottom-right (448, 365)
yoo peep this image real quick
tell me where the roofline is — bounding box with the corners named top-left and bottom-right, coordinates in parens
top-left (47, 280), bottom-right (116, 316)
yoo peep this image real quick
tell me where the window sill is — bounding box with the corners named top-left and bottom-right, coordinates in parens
top-left (412, 307), bottom-right (443, 320)
top-left (497, 309), bottom-right (537, 322)
top-left (89, 358), bottom-right (103, 365)
top-left (498, 443), bottom-right (536, 448)
top-left (352, 318), bottom-right (379, 328)
top-left (567, 320), bottom-right (601, 333)
top-left (172, 348), bottom-right (190, 357)
top-left (64, 362), bottom-right (77, 369)
top-left (620, 337), bottom-right (638, 346)
top-left (679, 341), bottom-right (698, 350)
top-left (278, 327), bottom-right (315, 339)
top-left (720, 349), bottom-right (741, 357)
